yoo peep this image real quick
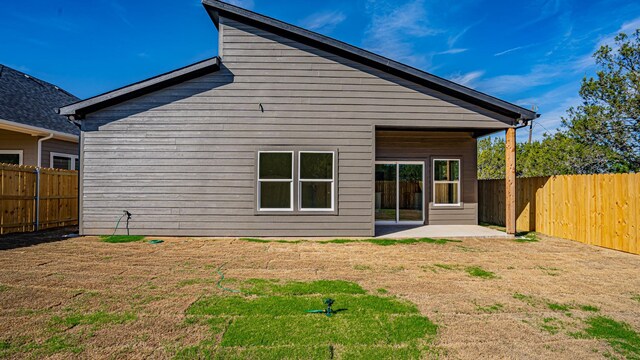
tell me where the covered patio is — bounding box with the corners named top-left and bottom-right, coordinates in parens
top-left (375, 224), bottom-right (510, 238)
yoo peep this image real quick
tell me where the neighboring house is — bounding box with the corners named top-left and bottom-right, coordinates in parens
top-left (0, 65), bottom-right (80, 169)
top-left (59, 0), bottom-right (537, 237)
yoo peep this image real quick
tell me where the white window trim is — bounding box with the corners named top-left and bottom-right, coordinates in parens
top-left (50, 152), bottom-right (78, 170)
top-left (257, 151), bottom-right (294, 212)
top-left (432, 159), bottom-right (461, 207)
top-left (0, 150), bottom-right (23, 165)
top-left (298, 151), bottom-right (335, 212)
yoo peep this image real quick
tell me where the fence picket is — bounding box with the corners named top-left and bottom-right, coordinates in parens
top-left (479, 173), bottom-right (639, 255)
top-left (0, 163), bottom-right (78, 235)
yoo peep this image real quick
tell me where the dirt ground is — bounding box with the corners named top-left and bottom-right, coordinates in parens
top-left (0, 230), bottom-right (639, 359)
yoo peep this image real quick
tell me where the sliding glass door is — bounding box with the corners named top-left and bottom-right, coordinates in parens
top-left (375, 162), bottom-right (424, 224)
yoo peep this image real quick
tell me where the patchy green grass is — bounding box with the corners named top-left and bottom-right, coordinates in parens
top-left (4, 334), bottom-right (85, 357)
top-left (465, 266), bottom-right (497, 279)
top-left (362, 238), bottom-right (461, 246)
top-left (353, 264), bottom-right (372, 271)
top-left (318, 238), bottom-right (356, 244)
top-left (239, 279), bottom-right (367, 297)
top-left (455, 245), bottom-right (481, 252)
top-left (376, 288), bottom-right (389, 294)
top-left (515, 232), bottom-right (540, 243)
top-left (479, 223), bottom-right (506, 232)
top-left (580, 305), bottom-right (600, 312)
top-left (540, 317), bottom-right (562, 334)
top-left (476, 303), bottom-right (504, 313)
top-left (547, 302), bottom-right (572, 312)
top-left (177, 278), bottom-right (215, 287)
top-left (480, 223), bottom-right (540, 242)
top-left (513, 293), bottom-right (537, 306)
top-left (537, 266), bottom-right (561, 276)
top-left (0, 311), bottom-right (138, 357)
top-left (576, 316), bottom-right (640, 359)
top-left (240, 238), bottom-right (303, 244)
top-left (49, 310), bottom-right (137, 330)
top-left (240, 237), bottom-right (461, 246)
top-left (178, 279), bottom-right (438, 358)
top-left (632, 294), bottom-right (640, 303)
top-left (0, 284), bottom-right (10, 292)
top-left (100, 235), bottom-right (145, 243)
top-left (433, 263), bottom-right (460, 271)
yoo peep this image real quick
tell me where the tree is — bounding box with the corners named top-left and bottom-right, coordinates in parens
top-left (562, 29), bottom-right (640, 172)
top-left (478, 28), bottom-right (640, 178)
top-left (477, 135), bottom-right (577, 179)
top-left (477, 137), bottom-right (505, 179)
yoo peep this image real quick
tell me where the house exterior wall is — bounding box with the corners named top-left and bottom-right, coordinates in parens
top-left (41, 139), bottom-right (79, 168)
top-left (375, 130), bottom-right (478, 225)
top-left (0, 129), bottom-right (38, 166)
top-left (79, 17), bottom-right (510, 236)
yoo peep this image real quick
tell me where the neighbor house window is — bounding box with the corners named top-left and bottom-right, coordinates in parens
top-left (433, 159), bottom-right (460, 206)
top-left (50, 152), bottom-right (78, 170)
top-left (299, 151), bottom-right (334, 211)
top-left (0, 150), bottom-right (23, 165)
top-left (257, 151), bottom-right (293, 211)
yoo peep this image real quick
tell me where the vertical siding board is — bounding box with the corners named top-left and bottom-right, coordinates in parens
top-left (479, 173), bottom-right (639, 255)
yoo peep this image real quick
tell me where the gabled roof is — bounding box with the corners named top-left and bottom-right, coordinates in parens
top-left (202, 0), bottom-right (538, 123)
top-left (0, 65), bottom-right (79, 135)
top-left (59, 57), bottom-right (221, 119)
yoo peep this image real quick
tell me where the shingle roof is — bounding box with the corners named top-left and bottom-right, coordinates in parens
top-left (0, 65), bottom-right (79, 135)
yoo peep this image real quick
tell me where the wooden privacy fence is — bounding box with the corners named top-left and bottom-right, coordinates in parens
top-left (0, 163), bottom-right (78, 235)
top-left (479, 173), bottom-right (640, 255)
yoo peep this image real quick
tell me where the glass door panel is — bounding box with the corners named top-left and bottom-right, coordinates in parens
top-left (375, 164), bottom-right (396, 222)
top-left (398, 164), bottom-right (424, 222)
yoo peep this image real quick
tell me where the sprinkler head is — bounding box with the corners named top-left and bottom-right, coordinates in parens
top-left (324, 298), bottom-right (334, 317)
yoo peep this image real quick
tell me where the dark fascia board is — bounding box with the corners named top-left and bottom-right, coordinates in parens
top-left (59, 57), bottom-right (221, 119)
top-left (202, 0), bottom-right (539, 124)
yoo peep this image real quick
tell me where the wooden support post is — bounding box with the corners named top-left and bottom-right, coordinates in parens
top-left (506, 127), bottom-right (517, 235)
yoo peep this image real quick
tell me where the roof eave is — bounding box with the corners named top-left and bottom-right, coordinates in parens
top-left (0, 118), bottom-right (79, 142)
top-left (202, 0), bottom-right (538, 122)
top-left (59, 57), bottom-right (221, 119)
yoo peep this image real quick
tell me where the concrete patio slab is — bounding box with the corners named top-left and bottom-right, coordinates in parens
top-left (375, 224), bottom-right (511, 238)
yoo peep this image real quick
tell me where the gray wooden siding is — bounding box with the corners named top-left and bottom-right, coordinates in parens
top-left (80, 17), bottom-right (508, 236)
top-left (41, 139), bottom-right (78, 168)
top-left (0, 129), bottom-right (38, 166)
top-left (376, 130), bottom-right (478, 225)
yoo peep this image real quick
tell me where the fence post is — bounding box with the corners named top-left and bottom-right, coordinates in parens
top-left (35, 168), bottom-right (40, 231)
top-left (505, 128), bottom-right (517, 234)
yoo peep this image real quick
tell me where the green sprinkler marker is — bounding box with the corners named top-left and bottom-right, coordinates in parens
top-left (306, 298), bottom-right (335, 317)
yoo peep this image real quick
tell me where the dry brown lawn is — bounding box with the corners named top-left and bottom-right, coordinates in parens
top-left (0, 229), bottom-right (639, 359)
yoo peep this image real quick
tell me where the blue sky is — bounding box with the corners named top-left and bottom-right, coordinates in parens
top-left (2, 0), bottom-right (639, 141)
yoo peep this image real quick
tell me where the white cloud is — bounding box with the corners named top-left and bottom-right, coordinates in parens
top-left (446, 19), bottom-right (484, 48)
top-left (437, 48), bottom-right (467, 55)
top-left (448, 70), bottom-right (484, 87)
top-left (447, 25), bottom-right (470, 48)
top-left (107, 0), bottom-right (133, 28)
top-left (476, 64), bottom-right (562, 95)
top-left (300, 10), bottom-right (347, 33)
top-left (494, 43), bottom-right (536, 57)
top-left (516, 0), bottom-right (562, 30)
top-left (362, 0), bottom-right (440, 68)
top-left (576, 16), bottom-right (640, 69)
top-left (223, 0), bottom-right (255, 10)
